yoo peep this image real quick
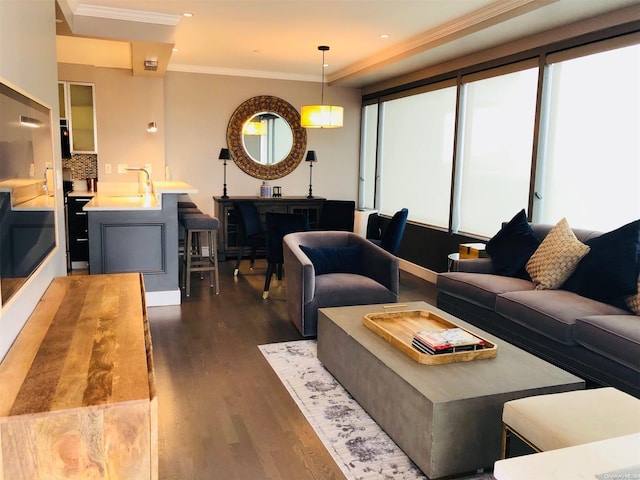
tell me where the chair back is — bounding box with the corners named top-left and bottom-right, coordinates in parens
top-left (380, 208), bottom-right (409, 255)
top-left (265, 212), bottom-right (310, 263)
top-left (318, 200), bottom-right (355, 231)
top-left (233, 201), bottom-right (264, 242)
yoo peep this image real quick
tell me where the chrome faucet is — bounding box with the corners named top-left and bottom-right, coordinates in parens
top-left (126, 167), bottom-right (152, 194)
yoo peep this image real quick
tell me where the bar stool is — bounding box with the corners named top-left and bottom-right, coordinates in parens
top-left (181, 213), bottom-right (220, 297)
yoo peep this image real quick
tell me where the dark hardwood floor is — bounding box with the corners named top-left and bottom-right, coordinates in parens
top-left (148, 258), bottom-right (438, 479)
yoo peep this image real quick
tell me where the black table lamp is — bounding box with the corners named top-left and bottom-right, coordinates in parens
top-left (305, 150), bottom-right (317, 198)
top-left (219, 148), bottom-right (231, 198)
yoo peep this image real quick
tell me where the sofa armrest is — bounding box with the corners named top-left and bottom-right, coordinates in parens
top-left (451, 257), bottom-right (496, 274)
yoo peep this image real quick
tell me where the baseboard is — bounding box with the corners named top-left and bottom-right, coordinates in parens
top-left (146, 289), bottom-right (181, 307)
top-left (399, 259), bottom-right (438, 284)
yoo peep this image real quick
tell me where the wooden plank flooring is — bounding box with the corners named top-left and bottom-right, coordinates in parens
top-left (147, 259), bottom-right (438, 480)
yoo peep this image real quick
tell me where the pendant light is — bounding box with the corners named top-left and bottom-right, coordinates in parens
top-left (301, 46), bottom-right (343, 128)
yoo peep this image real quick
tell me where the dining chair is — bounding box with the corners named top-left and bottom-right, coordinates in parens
top-left (318, 200), bottom-right (356, 231)
top-left (263, 212), bottom-right (309, 299)
top-left (368, 208), bottom-right (409, 256)
top-left (233, 200), bottom-right (266, 276)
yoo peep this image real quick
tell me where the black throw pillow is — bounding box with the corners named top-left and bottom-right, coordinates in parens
top-left (485, 209), bottom-right (540, 278)
top-left (563, 219), bottom-right (640, 302)
top-left (299, 244), bottom-right (362, 275)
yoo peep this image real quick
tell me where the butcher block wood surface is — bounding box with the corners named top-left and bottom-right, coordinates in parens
top-left (0, 273), bottom-right (157, 480)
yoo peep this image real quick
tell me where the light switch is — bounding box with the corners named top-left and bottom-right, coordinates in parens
top-left (117, 164), bottom-right (128, 173)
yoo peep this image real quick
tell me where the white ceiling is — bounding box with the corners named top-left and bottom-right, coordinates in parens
top-left (56, 0), bottom-right (640, 88)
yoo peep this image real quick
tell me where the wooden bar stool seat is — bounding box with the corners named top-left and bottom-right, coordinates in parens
top-left (181, 213), bottom-right (220, 297)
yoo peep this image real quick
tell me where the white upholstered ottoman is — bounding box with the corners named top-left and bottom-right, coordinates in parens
top-left (502, 387), bottom-right (640, 455)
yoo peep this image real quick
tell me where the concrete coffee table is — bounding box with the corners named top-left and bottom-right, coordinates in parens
top-left (317, 301), bottom-right (584, 479)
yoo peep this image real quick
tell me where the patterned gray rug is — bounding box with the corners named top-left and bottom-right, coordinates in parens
top-left (259, 340), bottom-right (496, 480)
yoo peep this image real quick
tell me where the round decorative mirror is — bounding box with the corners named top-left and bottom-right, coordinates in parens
top-left (227, 95), bottom-right (307, 179)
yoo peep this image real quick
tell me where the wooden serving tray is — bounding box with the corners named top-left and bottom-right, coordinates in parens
top-left (363, 308), bottom-right (497, 365)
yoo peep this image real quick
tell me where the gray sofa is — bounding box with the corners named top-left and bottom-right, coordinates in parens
top-left (283, 231), bottom-right (399, 337)
top-left (437, 223), bottom-right (640, 398)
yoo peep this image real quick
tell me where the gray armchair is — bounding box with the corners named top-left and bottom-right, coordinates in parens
top-left (283, 231), bottom-right (399, 337)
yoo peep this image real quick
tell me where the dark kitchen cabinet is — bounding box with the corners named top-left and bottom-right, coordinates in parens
top-left (67, 195), bottom-right (92, 268)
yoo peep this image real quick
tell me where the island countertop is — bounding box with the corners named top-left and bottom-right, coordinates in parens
top-left (83, 181), bottom-right (197, 211)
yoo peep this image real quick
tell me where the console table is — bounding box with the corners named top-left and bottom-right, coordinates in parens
top-left (213, 196), bottom-right (325, 259)
top-left (0, 273), bottom-right (157, 479)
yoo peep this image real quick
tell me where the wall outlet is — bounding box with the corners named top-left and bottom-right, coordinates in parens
top-left (105, 163), bottom-right (112, 174)
top-left (117, 164), bottom-right (128, 173)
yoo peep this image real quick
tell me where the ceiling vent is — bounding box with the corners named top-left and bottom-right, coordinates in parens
top-left (144, 59), bottom-right (158, 71)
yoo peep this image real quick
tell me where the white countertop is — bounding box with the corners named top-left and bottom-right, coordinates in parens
top-left (11, 194), bottom-right (55, 211)
top-left (83, 181), bottom-right (197, 211)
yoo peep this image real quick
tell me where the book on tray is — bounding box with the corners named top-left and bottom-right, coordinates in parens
top-left (412, 327), bottom-right (484, 355)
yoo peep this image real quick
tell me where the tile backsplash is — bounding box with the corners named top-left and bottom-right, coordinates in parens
top-left (63, 154), bottom-right (98, 180)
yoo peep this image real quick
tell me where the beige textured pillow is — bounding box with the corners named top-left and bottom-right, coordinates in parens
top-left (625, 275), bottom-right (640, 315)
top-left (526, 218), bottom-right (591, 290)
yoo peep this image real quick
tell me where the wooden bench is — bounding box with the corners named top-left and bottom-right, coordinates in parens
top-left (0, 273), bottom-right (157, 479)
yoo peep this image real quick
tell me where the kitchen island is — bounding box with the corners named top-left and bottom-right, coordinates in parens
top-left (84, 181), bottom-right (197, 306)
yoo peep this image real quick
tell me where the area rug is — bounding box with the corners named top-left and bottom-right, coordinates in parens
top-left (259, 340), bottom-right (495, 480)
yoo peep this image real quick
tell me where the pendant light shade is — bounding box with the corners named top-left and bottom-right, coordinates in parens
top-left (300, 105), bottom-right (343, 129)
top-left (301, 46), bottom-right (343, 129)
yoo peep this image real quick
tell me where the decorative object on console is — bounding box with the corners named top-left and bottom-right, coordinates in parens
top-left (218, 148), bottom-right (231, 198)
top-left (300, 46), bottom-right (344, 129)
top-left (272, 186), bottom-right (282, 197)
top-left (260, 180), bottom-right (272, 198)
top-left (305, 150), bottom-right (317, 198)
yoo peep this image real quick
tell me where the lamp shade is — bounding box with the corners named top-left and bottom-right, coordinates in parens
top-left (305, 150), bottom-right (317, 162)
top-left (219, 148), bottom-right (231, 160)
top-left (300, 105), bottom-right (343, 128)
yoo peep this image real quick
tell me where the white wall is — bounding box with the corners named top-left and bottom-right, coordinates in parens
top-left (163, 72), bottom-right (362, 216)
top-left (0, 0), bottom-right (67, 360)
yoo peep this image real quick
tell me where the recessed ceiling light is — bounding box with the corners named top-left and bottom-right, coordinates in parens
top-left (183, 12), bottom-right (193, 17)
top-left (380, 33), bottom-right (390, 39)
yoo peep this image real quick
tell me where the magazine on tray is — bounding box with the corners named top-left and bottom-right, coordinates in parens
top-left (412, 327), bottom-right (484, 355)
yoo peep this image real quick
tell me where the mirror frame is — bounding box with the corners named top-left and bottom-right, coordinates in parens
top-left (227, 95), bottom-right (307, 180)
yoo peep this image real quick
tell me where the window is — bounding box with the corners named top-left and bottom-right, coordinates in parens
top-left (535, 42), bottom-right (640, 231)
top-left (377, 84), bottom-right (456, 227)
top-left (454, 65), bottom-right (539, 237)
top-left (359, 103), bottom-right (378, 209)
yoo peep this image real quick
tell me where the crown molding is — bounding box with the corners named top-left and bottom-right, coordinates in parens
top-left (167, 64), bottom-right (320, 83)
top-left (329, 0), bottom-right (556, 83)
top-left (74, 4), bottom-right (181, 26)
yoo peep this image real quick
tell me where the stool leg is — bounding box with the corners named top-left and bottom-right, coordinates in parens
top-left (212, 230), bottom-right (219, 294)
top-left (185, 229), bottom-right (193, 297)
top-left (234, 246), bottom-right (244, 276)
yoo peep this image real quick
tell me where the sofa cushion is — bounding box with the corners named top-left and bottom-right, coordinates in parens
top-left (526, 218), bottom-right (590, 290)
top-left (486, 209), bottom-right (540, 278)
top-left (437, 272), bottom-right (535, 310)
top-left (495, 290), bottom-right (630, 345)
top-left (574, 315), bottom-right (640, 373)
top-left (564, 219), bottom-right (640, 303)
top-left (300, 244), bottom-right (362, 275)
